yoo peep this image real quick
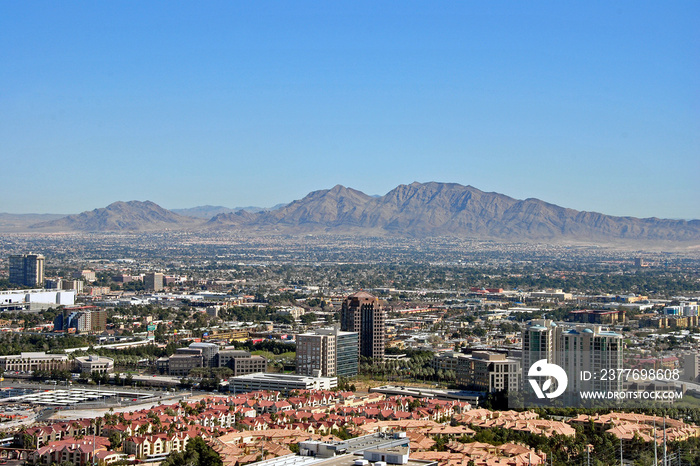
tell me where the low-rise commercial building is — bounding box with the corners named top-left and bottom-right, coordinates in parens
top-left (570, 309), bottom-right (626, 325)
top-left (158, 342), bottom-right (224, 376)
top-left (528, 289), bottom-right (572, 302)
top-left (0, 352), bottom-right (70, 372)
top-left (229, 373), bottom-right (337, 394)
top-left (168, 352), bottom-right (203, 377)
top-left (217, 350), bottom-right (267, 376)
top-left (75, 355), bottom-right (114, 374)
top-left (0, 289), bottom-right (75, 312)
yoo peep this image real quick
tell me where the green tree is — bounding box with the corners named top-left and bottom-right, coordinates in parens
top-left (161, 437), bottom-right (222, 466)
top-left (108, 431), bottom-right (123, 450)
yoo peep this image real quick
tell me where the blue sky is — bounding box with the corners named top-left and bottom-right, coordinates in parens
top-left (2, 2), bottom-right (698, 219)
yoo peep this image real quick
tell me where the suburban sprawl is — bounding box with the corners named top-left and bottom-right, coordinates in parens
top-left (0, 233), bottom-right (699, 466)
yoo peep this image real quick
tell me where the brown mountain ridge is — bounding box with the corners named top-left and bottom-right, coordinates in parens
top-left (25, 183), bottom-right (700, 244)
top-left (30, 200), bottom-right (203, 232)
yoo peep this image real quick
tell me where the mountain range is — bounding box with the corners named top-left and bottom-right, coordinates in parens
top-left (16, 182), bottom-right (700, 244)
top-left (171, 204), bottom-right (286, 218)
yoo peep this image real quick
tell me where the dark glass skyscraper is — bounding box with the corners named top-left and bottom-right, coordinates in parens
top-left (335, 330), bottom-right (359, 377)
top-left (9, 253), bottom-right (45, 288)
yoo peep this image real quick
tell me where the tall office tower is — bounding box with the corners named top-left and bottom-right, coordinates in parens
top-left (91, 309), bottom-right (107, 332)
top-left (296, 327), bottom-right (359, 378)
top-left (9, 254), bottom-right (45, 288)
top-left (144, 272), bottom-right (164, 291)
top-left (341, 291), bottom-right (386, 359)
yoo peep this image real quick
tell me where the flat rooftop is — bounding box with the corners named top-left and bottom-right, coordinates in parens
top-left (369, 385), bottom-right (481, 403)
top-left (336, 434), bottom-right (409, 453)
top-left (315, 455), bottom-right (434, 466)
top-left (231, 373), bottom-right (335, 383)
top-left (249, 453), bottom-right (435, 466)
top-left (0, 388), bottom-right (153, 406)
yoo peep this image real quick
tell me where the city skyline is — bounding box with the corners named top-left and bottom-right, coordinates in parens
top-left (2, 2), bottom-right (698, 219)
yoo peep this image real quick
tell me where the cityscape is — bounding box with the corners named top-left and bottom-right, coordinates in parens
top-left (2, 2), bottom-right (699, 466)
top-left (0, 232), bottom-right (698, 465)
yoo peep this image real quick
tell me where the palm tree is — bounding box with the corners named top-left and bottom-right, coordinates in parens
top-left (137, 423), bottom-right (149, 436)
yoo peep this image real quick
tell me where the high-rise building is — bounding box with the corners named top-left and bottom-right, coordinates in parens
top-left (45, 278), bottom-right (63, 289)
top-left (684, 353), bottom-right (700, 382)
top-left (335, 329), bottom-right (360, 377)
top-left (341, 291), bottom-right (386, 359)
top-left (296, 327), bottom-right (360, 378)
top-left (61, 279), bottom-right (84, 294)
top-left (558, 325), bottom-right (623, 394)
top-left (296, 332), bottom-right (337, 377)
top-left (144, 272), bottom-right (164, 291)
top-left (9, 254), bottom-right (45, 288)
top-left (522, 319), bottom-right (558, 374)
top-left (522, 320), bottom-right (623, 396)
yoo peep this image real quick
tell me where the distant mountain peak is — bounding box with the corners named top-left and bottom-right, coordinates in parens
top-left (30, 200), bottom-right (202, 232)
top-left (17, 182), bottom-right (700, 244)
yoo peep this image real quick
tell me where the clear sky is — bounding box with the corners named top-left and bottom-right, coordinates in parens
top-left (2, 2), bottom-right (698, 219)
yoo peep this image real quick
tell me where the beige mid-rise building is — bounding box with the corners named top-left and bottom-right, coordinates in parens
top-left (296, 332), bottom-right (337, 377)
top-left (458, 351), bottom-right (521, 393)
